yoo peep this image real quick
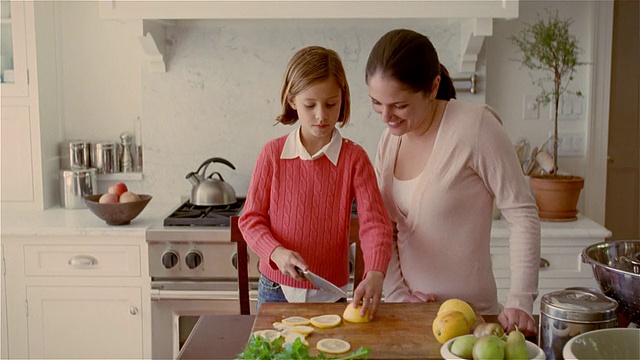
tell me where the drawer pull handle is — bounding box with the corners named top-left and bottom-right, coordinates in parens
top-left (68, 255), bottom-right (99, 268)
top-left (130, 307), bottom-right (139, 315)
top-left (539, 258), bottom-right (550, 268)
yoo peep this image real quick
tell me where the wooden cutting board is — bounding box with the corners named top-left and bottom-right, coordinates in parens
top-left (253, 302), bottom-right (485, 359)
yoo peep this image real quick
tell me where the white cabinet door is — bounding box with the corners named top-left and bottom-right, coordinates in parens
top-left (26, 286), bottom-right (143, 359)
top-left (0, 0), bottom-right (29, 97)
top-left (1, 106), bottom-right (34, 202)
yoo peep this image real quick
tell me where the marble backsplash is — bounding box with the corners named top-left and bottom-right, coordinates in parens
top-left (140, 18), bottom-right (480, 204)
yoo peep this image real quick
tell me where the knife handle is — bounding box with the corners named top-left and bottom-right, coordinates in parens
top-left (294, 266), bottom-right (305, 277)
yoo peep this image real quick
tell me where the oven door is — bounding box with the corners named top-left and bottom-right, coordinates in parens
top-left (150, 281), bottom-right (256, 360)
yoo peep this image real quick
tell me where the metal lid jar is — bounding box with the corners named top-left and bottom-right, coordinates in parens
top-left (540, 287), bottom-right (618, 360)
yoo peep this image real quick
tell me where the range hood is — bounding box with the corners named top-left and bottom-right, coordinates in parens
top-left (103, 0), bottom-right (519, 75)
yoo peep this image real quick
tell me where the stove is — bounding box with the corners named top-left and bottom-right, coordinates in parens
top-left (163, 197), bottom-right (246, 227)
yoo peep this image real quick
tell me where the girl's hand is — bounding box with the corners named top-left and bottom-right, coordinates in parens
top-left (403, 291), bottom-right (437, 303)
top-left (270, 246), bottom-right (307, 281)
top-left (352, 270), bottom-right (384, 320)
top-left (498, 307), bottom-right (537, 337)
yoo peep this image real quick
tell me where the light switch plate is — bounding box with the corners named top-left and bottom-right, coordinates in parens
top-left (523, 94), bottom-right (539, 120)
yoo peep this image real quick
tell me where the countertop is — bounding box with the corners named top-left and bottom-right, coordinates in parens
top-left (177, 305), bottom-right (539, 360)
top-left (1, 201), bottom-right (612, 240)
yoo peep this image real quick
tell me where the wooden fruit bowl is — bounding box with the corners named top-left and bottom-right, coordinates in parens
top-left (83, 194), bottom-right (152, 225)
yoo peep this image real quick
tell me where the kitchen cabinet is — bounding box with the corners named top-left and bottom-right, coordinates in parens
top-left (2, 236), bottom-right (152, 359)
top-left (1, 245), bottom-right (8, 360)
top-left (98, 0), bottom-right (519, 20)
top-left (1, 0), bottom-right (61, 210)
top-left (0, 0), bottom-right (29, 96)
top-left (490, 216), bottom-right (611, 315)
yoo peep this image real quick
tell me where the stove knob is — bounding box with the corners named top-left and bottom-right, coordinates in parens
top-left (185, 250), bottom-right (203, 269)
top-left (161, 250), bottom-right (179, 269)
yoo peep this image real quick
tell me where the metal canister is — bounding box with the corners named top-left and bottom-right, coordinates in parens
top-left (68, 141), bottom-right (91, 169)
top-left (93, 141), bottom-right (119, 174)
top-left (59, 168), bottom-right (97, 209)
top-left (540, 287), bottom-right (618, 360)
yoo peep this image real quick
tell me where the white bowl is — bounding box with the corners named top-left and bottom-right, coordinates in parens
top-left (440, 334), bottom-right (546, 360)
top-left (563, 328), bottom-right (640, 360)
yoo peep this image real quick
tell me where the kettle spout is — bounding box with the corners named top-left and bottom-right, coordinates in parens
top-left (185, 172), bottom-right (201, 186)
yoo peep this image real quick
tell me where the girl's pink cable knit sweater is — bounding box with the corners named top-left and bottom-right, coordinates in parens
top-left (239, 135), bottom-right (392, 289)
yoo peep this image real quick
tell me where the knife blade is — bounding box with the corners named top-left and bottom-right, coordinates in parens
top-left (295, 266), bottom-right (347, 298)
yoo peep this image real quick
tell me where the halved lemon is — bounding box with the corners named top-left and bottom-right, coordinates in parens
top-left (310, 314), bottom-right (342, 328)
top-left (342, 303), bottom-right (370, 323)
top-left (272, 322), bottom-right (289, 331)
top-left (316, 338), bottom-right (351, 354)
top-left (281, 316), bottom-right (310, 326)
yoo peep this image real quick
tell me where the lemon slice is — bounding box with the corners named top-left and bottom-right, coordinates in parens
top-left (316, 338), bottom-right (351, 354)
top-left (281, 316), bottom-right (310, 326)
top-left (253, 329), bottom-right (281, 342)
top-left (284, 331), bottom-right (309, 346)
top-left (310, 314), bottom-right (342, 328)
top-left (288, 325), bottom-right (315, 335)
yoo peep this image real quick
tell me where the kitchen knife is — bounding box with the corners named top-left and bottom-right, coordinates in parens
top-left (294, 266), bottom-right (347, 298)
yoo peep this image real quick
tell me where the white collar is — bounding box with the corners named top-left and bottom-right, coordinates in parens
top-left (281, 127), bottom-right (342, 165)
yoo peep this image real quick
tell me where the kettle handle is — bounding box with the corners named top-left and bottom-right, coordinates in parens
top-left (195, 157), bottom-right (236, 175)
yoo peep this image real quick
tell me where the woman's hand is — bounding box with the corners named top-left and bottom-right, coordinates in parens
top-left (498, 307), bottom-right (537, 337)
top-left (352, 270), bottom-right (384, 320)
top-left (270, 246), bottom-right (307, 281)
top-left (403, 291), bottom-right (437, 303)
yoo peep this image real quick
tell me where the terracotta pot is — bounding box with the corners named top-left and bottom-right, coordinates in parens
top-left (530, 174), bottom-right (584, 221)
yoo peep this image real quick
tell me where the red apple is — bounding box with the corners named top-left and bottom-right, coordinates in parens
top-left (98, 193), bottom-right (118, 204)
top-left (108, 182), bottom-right (128, 197)
top-left (120, 191), bottom-right (141, 203)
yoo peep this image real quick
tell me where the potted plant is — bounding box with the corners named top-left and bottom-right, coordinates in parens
top-left (510, 10), bottom-right (588, 221)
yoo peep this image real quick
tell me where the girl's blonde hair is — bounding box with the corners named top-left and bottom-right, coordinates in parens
top-left (276, 46), bottom-right (351, 127)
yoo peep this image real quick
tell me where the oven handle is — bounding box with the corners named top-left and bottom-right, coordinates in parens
top-left (150, 289), bottom-right (240, 301)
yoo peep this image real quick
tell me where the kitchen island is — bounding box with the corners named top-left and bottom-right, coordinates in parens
top-left (177, 303), bottom-right (538, 360)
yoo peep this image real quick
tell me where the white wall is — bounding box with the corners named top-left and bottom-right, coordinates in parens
top-left (55, 1), bottom-right (605, 214)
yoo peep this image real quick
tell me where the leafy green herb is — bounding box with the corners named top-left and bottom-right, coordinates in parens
top-left (237, 335), bottom-right (370, 360)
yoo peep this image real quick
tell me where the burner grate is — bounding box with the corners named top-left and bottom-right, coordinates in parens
top-left (163, 198), bottom-right (245, 226)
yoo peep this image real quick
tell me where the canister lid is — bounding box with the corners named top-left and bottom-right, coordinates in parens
top-left (541, 287), bottom-right (618, 323)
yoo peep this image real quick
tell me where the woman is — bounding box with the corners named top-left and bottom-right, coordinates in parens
top-left (366, 29), bottom-right (541, 336)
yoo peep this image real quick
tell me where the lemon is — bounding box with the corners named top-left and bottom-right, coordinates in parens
top-left (432, 310), bottom-right (471, 344)
top-left (281, 316), bottom-right (311, 326)
top-left (342, 303), bottom-right (370, 323)
top-left (316, 338), bottom-right (351, 354)
top-left (310, 314), bottom-right (342, 328)
top-left (438, 299), bottom-right (476, 327)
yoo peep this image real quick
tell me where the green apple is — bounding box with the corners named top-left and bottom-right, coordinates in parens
top-left (451, 335), bottom-right (477, 359)
top-left (472, 335), bottom-right (505, 360)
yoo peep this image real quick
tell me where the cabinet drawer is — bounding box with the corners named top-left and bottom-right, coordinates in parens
top-left (491, 246), bottom-right (587, 277)
top-left (24, 245), bottom-right (140, 277)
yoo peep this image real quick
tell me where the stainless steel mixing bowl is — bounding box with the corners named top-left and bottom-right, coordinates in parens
top-left (581, 240), bottom-right (640, 324)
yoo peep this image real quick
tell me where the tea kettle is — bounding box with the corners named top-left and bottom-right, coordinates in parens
top-left (186, 157), bottom-right (237, 206)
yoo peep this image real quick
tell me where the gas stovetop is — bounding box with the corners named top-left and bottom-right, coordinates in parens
top-left (163, 197), bottom-right (245, 227)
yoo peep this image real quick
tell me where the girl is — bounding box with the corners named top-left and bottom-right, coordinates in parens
top-left (239, 46), bottom-right (392, 319)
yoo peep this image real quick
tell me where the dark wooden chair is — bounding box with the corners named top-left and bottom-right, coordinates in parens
top-left (231, 216), bottom-right (251, 315)
top-left (349, 217), bottom-right (365, 292)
